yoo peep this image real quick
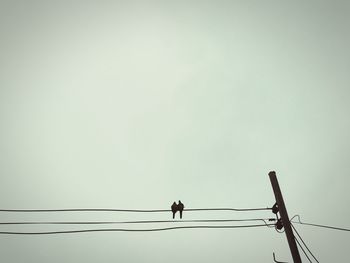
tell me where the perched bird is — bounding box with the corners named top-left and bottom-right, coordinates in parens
top-left (171, 201), bottom-right (178, 219)
top-left (178, 200), bottom-right (184, 219)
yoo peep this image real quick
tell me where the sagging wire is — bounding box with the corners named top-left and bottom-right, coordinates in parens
top-left (291, 223), bottom-right (319, 263)
top-left (291, 214), bottom-right (350, 232)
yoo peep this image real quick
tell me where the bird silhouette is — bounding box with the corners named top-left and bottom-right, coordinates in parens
top-left (171, 201), bottom-right (178, 219)
top-left (178, 200), bottom-right (184, 219)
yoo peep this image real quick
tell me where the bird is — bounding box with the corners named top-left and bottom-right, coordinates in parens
top-left (171, 201), bottom-right (178, 219)
top-left (178, 200), bottom-right (184, 219)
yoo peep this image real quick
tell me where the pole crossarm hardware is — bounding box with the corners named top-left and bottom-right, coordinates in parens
top-left (269, 171), bottom-right (302, 263)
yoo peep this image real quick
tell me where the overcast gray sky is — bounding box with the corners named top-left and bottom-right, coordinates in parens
top-left (1, 1), bottom-right (350, 262)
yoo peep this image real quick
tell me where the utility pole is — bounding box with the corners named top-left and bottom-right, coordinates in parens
top-left (269, 171), bottom-right (302, 263)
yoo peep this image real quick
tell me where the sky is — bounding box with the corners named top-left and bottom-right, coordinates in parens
top-left (0, 1), bottom-right (350, 262)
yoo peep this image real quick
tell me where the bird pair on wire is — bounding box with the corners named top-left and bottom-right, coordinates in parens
top-left (171, 200), bottom-right (184, 219)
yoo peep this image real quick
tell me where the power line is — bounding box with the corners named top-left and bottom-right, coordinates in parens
top-left (0, 223), bottom-right (274, 235)
top-left (291, 214), bottom-right (350, 232)
top-left (294, 237), bottom-right (313, 263)
top-left (186, 208), bottom-right (270, 212)
top-left (291, 223), bottom-right (319, 263)
top-left (0, 207), bottom-right (271, 213)
top-left (0, 218), bottom-right (276, 225)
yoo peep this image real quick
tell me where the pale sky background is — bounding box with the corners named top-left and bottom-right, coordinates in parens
top-left (1, 1), bottom-right (350, 262)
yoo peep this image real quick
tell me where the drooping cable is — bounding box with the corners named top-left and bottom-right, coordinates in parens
top-left (291, 214), bottom-right (350, 232)
top-left (291, 223), bottom-right (320, 263)
top-left (294, 236), bottom-right (313, 263)
top-left (0, 223), bottom-right (274, 235)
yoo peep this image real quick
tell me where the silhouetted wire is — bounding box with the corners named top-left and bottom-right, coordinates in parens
top-left (275, 226), bottom-right (285, 233)
top-left (294, 237), bottom-right (312, 263)
top-left (291, 214), bottom-right (350, 232)
top-left (0, 207), bottom-right (271, 213)
top-left (0, 223), bottom-right (275, 235)
top-left (0, 218), bottom-right (276, 225)
top-left (291, 223), bottom-right (319, 263)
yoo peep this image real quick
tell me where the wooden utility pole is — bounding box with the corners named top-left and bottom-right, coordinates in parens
top-left (269, 171), bottom-right (302, 263)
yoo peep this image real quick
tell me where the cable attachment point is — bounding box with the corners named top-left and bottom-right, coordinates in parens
top-left (275, 218), bottom-right (283, 230)
top-left (272, 203), bottom-right (279, 214)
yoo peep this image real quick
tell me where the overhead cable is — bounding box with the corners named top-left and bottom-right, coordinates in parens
top-left (0, 207), bottom-right (271, 213)
top-left (291, 214), bottom-right (350, 232)
top-left (0, 218), bottom-right (276, 225)
top-left (0, 223), bottom-right (274, 235)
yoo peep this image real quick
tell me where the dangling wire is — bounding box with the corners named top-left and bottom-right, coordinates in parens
top-left (291, 223), bottom-right (320, 263)
top-left (294, 236), bottom-right (313, 263)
